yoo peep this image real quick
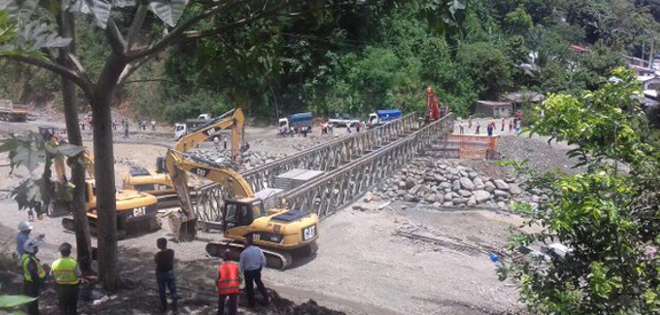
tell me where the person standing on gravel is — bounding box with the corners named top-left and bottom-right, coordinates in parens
top-left (154, 238), bottom-right (178, 313)
top-left (475, 122), bottom-right (481, 135)
top-left (239, 235), bottom-right (268, 307)
top-left (16, 222), bottom-right (44, 258)
top-left (151, 120), bottom-right (156, 131)
top-left (22, 238), bottom-right (47, 315)
top-left (217, 250), bottom-right (242, 315)
top-left (459, 121), bottom-right (464, 134)
top-left (51, 243), bottom-right (81, 315)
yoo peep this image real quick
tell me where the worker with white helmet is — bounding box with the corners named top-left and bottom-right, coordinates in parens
top-left (16, 221), bottom-right (44, 258)
top-left (22, 237), bottom-right (48, 315)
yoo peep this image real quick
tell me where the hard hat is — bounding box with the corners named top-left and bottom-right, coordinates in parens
top-left (18, 221), bottom-right (33, 232)
top-left (23, 238), bottom-right (44, 254)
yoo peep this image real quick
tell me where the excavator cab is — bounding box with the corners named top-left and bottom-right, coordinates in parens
top-left (222, 198), bottom-right (266, 230)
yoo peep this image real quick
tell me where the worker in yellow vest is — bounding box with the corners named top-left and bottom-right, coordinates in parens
top-left (217, 250), bottom-right (242, 315)
top-left (22, 238), bottom-right (47, 315)
top-left (51, 243), bottom-right (82, 315)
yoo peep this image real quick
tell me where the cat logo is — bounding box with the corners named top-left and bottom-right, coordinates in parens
top-left (203, 127), bottom-right (220, 136)
top-left (192, 167), bottom-right (210, 177)
top-left (133, 206), bottom-right (146, 217)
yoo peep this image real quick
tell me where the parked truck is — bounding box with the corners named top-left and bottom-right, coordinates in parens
top-left (174, 113), bottom-right (213, 140)
top-left (366, 109), bottom-right (402, 128)
top-left (328, 113), bottom-right (360, 127)
top-left (0, 100), bottom-right (28, 122)
top-left (279, 112), bottom-right (313, 134)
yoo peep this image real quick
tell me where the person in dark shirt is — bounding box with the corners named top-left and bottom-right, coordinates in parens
top-left (154, 238), bottom-right (177, 313)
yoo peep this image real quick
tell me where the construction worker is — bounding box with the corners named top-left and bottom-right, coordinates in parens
top-left (22, 238), bottom-right (47, 315)
top-left (217, 250), bottom-right (242, 315)
top-left (239, 235), bottom-right (268, 307)
top-left (16, 222), bottom-right (44, 258)
top-left (154, 238), bottom-right (177, 313)
top-left (51, 243), bottom-right (81, 315)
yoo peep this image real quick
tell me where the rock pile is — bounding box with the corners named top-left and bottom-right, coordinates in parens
top-left (190, 146), bottom-right (287, 171)
top-left (371, 157), bottom-right (540, 210)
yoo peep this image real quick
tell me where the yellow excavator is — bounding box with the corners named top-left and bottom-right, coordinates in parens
top-left (122, 108), bottom-right (245, 202)
top-left (165, 149), bottom-right (319, 270)
top-left (40, 128), bottom-right (161, 239)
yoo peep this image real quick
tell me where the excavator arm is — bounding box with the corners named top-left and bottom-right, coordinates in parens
top-left (165, 148), bottom-right (254, 241)
top-left (175, 108), bottom-right (245, 161)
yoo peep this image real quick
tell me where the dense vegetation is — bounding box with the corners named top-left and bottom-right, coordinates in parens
top-left (0, 0), bottom-right (658, 122)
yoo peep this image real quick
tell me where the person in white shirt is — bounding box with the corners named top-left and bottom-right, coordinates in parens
top-left (239, 235), bottom-right (268, 307)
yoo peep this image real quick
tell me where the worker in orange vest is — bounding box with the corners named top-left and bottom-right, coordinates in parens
top-left (217, 250), bottom-right (242, 315)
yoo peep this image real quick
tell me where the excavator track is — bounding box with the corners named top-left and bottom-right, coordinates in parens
top-left (206, 241), bottom-right (294, 270)
top-left (62, 213), bottom-right (160, 240)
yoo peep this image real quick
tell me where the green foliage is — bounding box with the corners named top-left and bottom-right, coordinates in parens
top-left (504, 6), bottom-right (533, 34)
top-left (500, 68), bottom-right (660, 314)
top-left (0, 132), bottom-right (83, 214)
top-left (457, 41), bottom-right (512, 99)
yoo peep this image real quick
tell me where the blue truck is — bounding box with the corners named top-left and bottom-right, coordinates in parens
top-left (279, 112), bottom-right (313, 135)
top-left (366, 109), bottom-right (402, 128)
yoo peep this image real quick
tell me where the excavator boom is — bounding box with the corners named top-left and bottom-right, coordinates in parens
top-left (175, 108), bottom-right (245, 161)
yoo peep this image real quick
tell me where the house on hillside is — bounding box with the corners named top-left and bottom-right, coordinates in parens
top-left (475, 101), bottom-right (513, 118)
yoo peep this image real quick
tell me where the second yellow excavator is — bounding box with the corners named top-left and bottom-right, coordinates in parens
top-left (122, 108), bottom-right (245, 202)
top-left (165, 149), bottom-right (319, 270)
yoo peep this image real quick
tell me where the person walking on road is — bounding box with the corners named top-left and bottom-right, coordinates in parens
top-left (239, 235), bottom-right (268, 307)
top-left (151, 120), bottom-right (156, 131)
top-left (51, 243), bottom-right (81, 315)
top-left (214, 136), bottom-right (220, 150)
top-left (501, 118), bottom-right (505, 132)
top-left (217, 250), bottom-right (242, 315)
top-left (459, 121), bottom-right (464, 134)
top-left (475, 122), bottom-right (481, 135)
top-left (155, 238), bottom-right (178, 313)
top-left (22, 238), bottom-right (47, 315)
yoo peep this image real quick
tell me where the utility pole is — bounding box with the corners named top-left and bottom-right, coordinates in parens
top-left (648, 36), bottom-right (655, 70)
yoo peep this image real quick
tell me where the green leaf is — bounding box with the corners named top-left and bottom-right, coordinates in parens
top-left (15, 21), bottom-right (71, 49)
top-left (148, 0), bottom-right (188, 27)
top-left (62, 0), bottom-right (112, 29)
top-left (0, 294), bottom-right (37, 308)
top-left (12, 145), bottom-right (43, 172)
top-left (54, 143), bottom-right (84, 157)
top-left (0, 0), bottom-right (38, 22)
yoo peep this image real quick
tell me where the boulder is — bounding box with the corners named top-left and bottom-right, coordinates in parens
top-left (448, 167), bottom-right (458, 175)
top-left (440, 182), bottom-right (452, 190)
top-left (494, 180), bottom-right (510, 190)
top-left (363, 192), bottom-right (374, 203)
top-left (473, 190), bottom-right (491, 203)
top-left (425, 194), bottom-right (436, 203)
top-left (444, 192), bottom-right (453, 202)
top-left (452, 180), bottom-right (461, 191)
top-left (468, 172), bottom-right (479, 180)
top-left (433, 174), bottom-right (446, 182)
top-left (459, 189), bottom-right (472, 198)
top-left (442, 201), bottom-right (453, 207)
top-left (459, 177), bottom-right (475, 191)
top-left (459, 170), bottom-right (468, 178)
top-left (509, 184), bottom-right (522, 195)
top-left (435, 193), bottom-right (444, 204)
top-left (453, 197), bottom-right (468, 205)
top-left (398, 181), bottom-right (406, 189)
top-left (473, 177), bottom-right (484, 187)
top-left (484, 181), bottom-right (496, 192)
top-left (405, 179), bottom-right (416, 190)
top-left (494, 189), bottom-right (510, 198)
top-left (467, 196), bottom-right (477, 206)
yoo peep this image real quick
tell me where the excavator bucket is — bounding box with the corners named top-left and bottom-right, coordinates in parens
top-left (168, 211), bottom-right (197, 242)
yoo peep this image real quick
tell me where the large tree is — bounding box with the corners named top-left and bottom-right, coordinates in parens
top-left (0, 0), bottom-right (351, 291)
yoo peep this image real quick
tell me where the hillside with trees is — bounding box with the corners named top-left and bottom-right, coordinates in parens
top-left (1, 0), bottom-right (658, 122)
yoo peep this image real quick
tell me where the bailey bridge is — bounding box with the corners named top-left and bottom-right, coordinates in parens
top-left (192, 113), bottom-right (455, 228)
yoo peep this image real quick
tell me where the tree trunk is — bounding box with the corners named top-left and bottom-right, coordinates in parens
top-left (92, 51), bottom-right (126, 292)
top-left (57, 10), bottom-right (93, 273)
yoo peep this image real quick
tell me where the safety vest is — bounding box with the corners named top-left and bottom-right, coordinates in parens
top-left (22, 253), bottom-right (46, 282)
top-left (217, 262), bottom-right (240, 295)
top-left (51, 257), bottom-right (80, 285)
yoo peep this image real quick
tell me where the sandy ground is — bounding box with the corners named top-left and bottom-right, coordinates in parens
top-left (0, 116), bottom-right (545, 315)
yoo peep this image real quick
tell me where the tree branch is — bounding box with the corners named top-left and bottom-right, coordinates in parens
top-left (105, 18), bottom-right (127, 55)
top-left (126, 4), bottom-right (149, 51)
top-left (117, 53), bottom-right (158, 84)
top-left (0, 54), bottom-right (94, 98)
top-left (125, 0), bottom-right (244, 62)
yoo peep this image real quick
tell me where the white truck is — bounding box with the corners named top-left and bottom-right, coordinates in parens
top-left (174, 113), bottom-right (212, 140)
top-left (328, 113), bottom-right (360, 127)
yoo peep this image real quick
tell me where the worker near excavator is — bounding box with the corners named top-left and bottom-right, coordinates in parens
top-left (217, 250), bottom-right (242, 315)
top-left (51, 242), bottom-right (82, 315)
top-left (154, 238), bottom-right (178, 313)
top-left (22, 238), bottom-right (48, 315)
top-left (16, 222), bottom-right (44, 258)
top-left (239, 235), bottom-right (269, 307)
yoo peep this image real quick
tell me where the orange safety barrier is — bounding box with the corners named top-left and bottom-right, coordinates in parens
top-left (435, 134), bottom-right (499, 160)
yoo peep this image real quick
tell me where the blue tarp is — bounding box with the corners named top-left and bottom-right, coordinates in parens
top-left (290, 112), bottom-right (313, 122)
top-left (376, 109), bottom-right (402, 120)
